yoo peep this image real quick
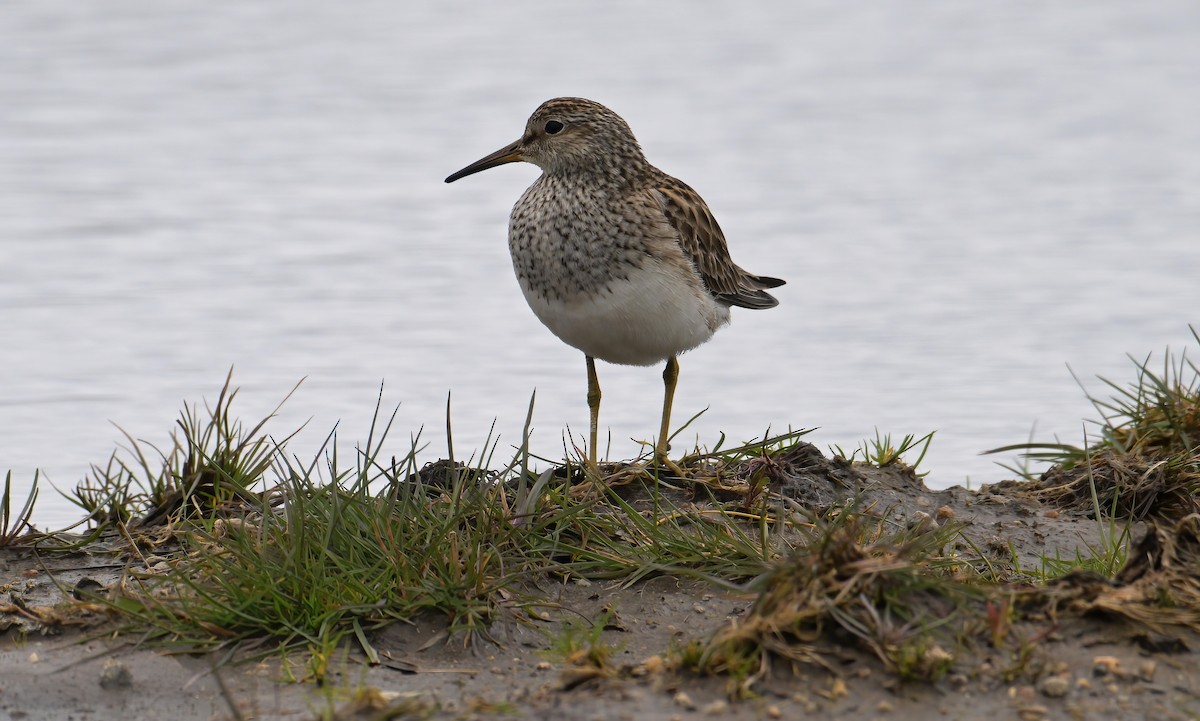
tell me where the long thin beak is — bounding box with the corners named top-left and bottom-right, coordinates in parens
top-left (444, 139), bottom-right (524, 183)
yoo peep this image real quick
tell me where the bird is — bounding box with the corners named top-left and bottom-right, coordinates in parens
top-left (445, 97), bottom-right (783, 474)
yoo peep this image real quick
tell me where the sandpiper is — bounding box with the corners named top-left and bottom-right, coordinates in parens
top-left (445, 97), bottom-right (783, 472)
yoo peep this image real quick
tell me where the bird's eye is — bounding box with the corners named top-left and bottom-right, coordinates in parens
top-left (544, 120), bottom-right (564, 135)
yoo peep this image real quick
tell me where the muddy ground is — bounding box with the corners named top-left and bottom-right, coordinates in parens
top-left (2, 448), bottom-right (1198, 721)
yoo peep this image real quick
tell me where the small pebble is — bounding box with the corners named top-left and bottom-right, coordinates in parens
top-left (692, 604), bottom-right (706, 614)
top-left (702, 699), bottom-right (728, 715)
top-left (1017, 705), bottom-right (1048, 721)
top-left (877, 699), bottom-right (894, 712)
top-left (1093, 656), bottom-right (1120, 677)
top-left (935, 505), bottom-right (955, 520)
top-left (72, 578), bottom-right (105, 600)
top-left (766, 705), bottom-right (782, 719)
top-left (99, 658), bottom-right (133, 689)
top-left (908, 511), bottom-right (935, 530)
top-left (1010, 685), bottom-right (1037, 702)
top-left (1138, 660), bottom-right (1156, 682)
top-left (535, 661), bottom-right (551, 670)
top-left (1039, 675), bottom-right (1070, 698)
top-left (673, 691), bottom-right (695, 710)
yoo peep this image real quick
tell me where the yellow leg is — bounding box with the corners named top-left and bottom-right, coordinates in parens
top-left (656, 356), bottom-right (679, 466)
top-left (586, 355), bottom-right (601, 470)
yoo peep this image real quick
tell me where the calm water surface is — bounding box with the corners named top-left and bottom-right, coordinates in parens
top-left (2, 2), bottom-right (1199, 526)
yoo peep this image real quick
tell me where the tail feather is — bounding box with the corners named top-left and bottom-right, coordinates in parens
top-left (720, 287), bottom-right (781, 310)
top-left (719, 272), bottom-right (784, 310)
top-left (750, 274), bottom-right (786, 290)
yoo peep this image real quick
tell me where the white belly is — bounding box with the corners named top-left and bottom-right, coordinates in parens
top-left (520, 261), bottom-right (730, 366)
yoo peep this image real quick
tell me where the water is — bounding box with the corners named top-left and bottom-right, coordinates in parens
top-left (2, 1), bottom-right (1198, 528)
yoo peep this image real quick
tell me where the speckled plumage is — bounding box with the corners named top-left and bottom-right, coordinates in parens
top-left (445, 97), bottom-right (784, 470)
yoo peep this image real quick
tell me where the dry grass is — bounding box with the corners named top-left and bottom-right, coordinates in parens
top-left (1023, 448), bottom-right (1199, 521)
top-left (1087, 513), bottom-right (1200, 632)
top-left (11, 330), bottom-right (1200, 702)
top-left (992, 327), bottom-right (1200, 522)
top-left (681, 506), bottom-right (977, 695)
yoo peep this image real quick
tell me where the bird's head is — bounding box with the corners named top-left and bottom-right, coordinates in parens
top-left (445, 97), bottom-right (646, 183)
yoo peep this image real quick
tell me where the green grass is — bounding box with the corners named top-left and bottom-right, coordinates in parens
top-left (65, 369), bottom-right (298, 531)
top-left (988, 327), bottom-right (1200, 521)
top-left (1, 470), bottom-right (38, 547)
top-left (974, 327), bottom-right (1200, 596)
top-left (51, 379), bottom-right (953, 686)
top-left (986, 453), bottom-right (1134, 584)
top-left (13, 329), bottom-right (1199, 699)
top-left (65, 379), bottom-right (800, 669)
top-left (832, 429), bottom-right (935, 478)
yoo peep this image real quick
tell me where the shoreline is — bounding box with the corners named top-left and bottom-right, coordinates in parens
top-left (3, 448), bottom-right (1198, 721)
top-left (2, 336), bottom-right (1198, 720)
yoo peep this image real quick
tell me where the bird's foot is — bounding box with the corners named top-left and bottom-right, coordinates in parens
top-left (583, 457), bottom-right (606, 484)
top-left (651, 451), bottom-right (687, 480)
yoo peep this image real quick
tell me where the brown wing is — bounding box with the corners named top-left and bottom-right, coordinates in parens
top-left (653, 177), bottom-right (784, 310)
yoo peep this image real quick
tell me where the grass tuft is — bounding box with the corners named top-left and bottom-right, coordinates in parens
top-left (20, 330), bottom-right (1200, 700)
top-left (682, 504), bottom-right (979, 696)
top-left (988, 327), bottom-right (1200, 521)
top-left (77, 378), bottom-right (808, 659)
top-left (832, 430), bottom-right (935, 478)
top-left (1, 470), bottom-right (39, 547)
top-left (64, 369), bottom-right (299, 531)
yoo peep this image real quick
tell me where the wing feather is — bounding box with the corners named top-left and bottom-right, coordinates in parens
top-left (653, 178), bottom-right (784, 310)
